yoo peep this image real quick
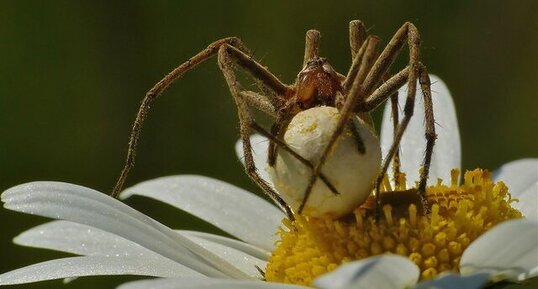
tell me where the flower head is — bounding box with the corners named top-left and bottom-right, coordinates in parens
top-left (0, 75), bottom-right (536, 289)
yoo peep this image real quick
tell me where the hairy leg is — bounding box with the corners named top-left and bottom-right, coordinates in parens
top-left (112, 37), bottom-right (245, 197)
top-left (390, 91), bottom-right (402, 186)
top-left (112, 38), bottom-right (289, 197)
top-left (349, 20), bottom-right (367, 60)
top-left (217, 44), bottom-right (294, 219)
top-left (303, 30), bottom-right (321, 66)
top-left (360, 64), bottom-right (435, 214)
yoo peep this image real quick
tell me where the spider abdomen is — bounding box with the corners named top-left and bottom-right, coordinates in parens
top-left (268, 106), bottom-right (381, 218)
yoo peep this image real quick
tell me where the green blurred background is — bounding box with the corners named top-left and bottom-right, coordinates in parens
top-left (1, 1), bottom-right (536, 288)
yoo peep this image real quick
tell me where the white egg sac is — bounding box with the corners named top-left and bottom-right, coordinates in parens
top-left (268, 106), bottom-right (381, 218)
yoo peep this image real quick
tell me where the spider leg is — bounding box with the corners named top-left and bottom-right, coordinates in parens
top-left (348, 119), bottom-right (366, 154)
top-left (359, 65), bottom-right (435, 214)
top-left (416, 64), bottom-right (436, 199)
top-left (111, 37), bottom-right (292, 198)
top-left (303, 30), bottom-right (321, 66)
top-left (342, 36), bottom-right (379, 94)
top-left (390, 91), bottom-right (403, 187)
top-left (239, 90), bottom-right (278, 118)
top-left (267, 117), bottom-right (288, 166)
top-left (341, 35), bottom-right (379, 130)
top-left (363, 69), bottom-right (414, 215)
top-left (217, 44), bottom-right (294, 219)
top-left (360, 22), bottom-right (426, 214)
top-left (112, 37), bottom-right (248, 197)
top-left (362, 22), bottom-right (420, 96)
top-left (349, 20), bottom-right (367, 60)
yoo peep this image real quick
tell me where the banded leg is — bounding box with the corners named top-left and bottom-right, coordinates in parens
top-left (111, 37), bottom-right (289, 197)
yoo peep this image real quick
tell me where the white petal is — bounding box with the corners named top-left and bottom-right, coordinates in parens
top-left (413, 272), bottom-right (490, 289)
top-left (381, 75), bottom-right (461, 186)
top-left (235, 134), bottom-right (274, 186)
top-left (15, 221), bottom-right (175, 261)
top-left (17, 220), bottom-right (270, 277)
top-left (179, 230), bottom-right (270, 260)
top-left (0, 256), bottom-right (202, 285)
top-left (181, 233), bottom-right (267, 278)
top-left (15, 220), bottom-right (268, 278)
top-left (313, 255), bottom-right (419, 289)
top-left (493, 159), bottom-right (538, 222)
top-left (121, 175), bottom-right (284, 251)
top-left (2, 182), bottom-right (249, 279)
top-left (460, 219), bottom-right (538, 281)
top-left (117, 278), bottom-right (309, 289)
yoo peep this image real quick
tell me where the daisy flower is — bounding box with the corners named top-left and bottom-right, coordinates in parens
top-left (0, 76), bottom-right (536, 289)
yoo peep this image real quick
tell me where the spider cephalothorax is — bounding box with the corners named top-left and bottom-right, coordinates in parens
top-left (292, 58), bottom-right (343, 111)
top-left (112, 20), bottom-right (436, 221)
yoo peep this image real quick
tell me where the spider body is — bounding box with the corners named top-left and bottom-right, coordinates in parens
top-left (112, 20), bottom-right (437, 221)
top-left (293, 58), bottom-right (342, 110)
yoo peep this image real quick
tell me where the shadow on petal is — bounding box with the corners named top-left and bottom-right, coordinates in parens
top-left (313, 255), bottom-right (419, 289)
top-left (414, 272), bottom-right (489, 289)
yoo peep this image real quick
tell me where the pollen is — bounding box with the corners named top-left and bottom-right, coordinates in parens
top-left (265, 169), bottom-right (522, 285)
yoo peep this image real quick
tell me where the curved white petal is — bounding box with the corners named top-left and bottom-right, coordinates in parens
top-left (15, 221), bottom-right (267, 279)
top-left (460, 219), bottom-right (538, 281)
top-left (182, 233), bottom-right (267, 278)
top-left (235, 134), bottom-right (274, 186)
top-left (0, 256), bottom-right (202, 286)
top-left (15, 221), bottom-right (175, 260)
top-left (381, 75), bottom-right (461, 187)
top-left (120, 175), bottom-right (284, 251)
top-left (313, 255), bottom-right (419, 289)
top-left (413, 272), bottom-right (490, 289)
top-left (117, 278), bottom-right (309, 289)
top-left (493, 159), bottom-right (538, 222)
top-left (179, 231), bottom-right (270, 260)
top-left (1, 182), bottom-right (250, 279)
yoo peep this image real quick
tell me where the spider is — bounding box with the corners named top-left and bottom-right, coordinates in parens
top-left (110, 20), bottom-right (436, 221)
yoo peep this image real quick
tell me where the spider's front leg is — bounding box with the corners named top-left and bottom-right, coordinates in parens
top-left (112, 37), bottom-right (251, 197)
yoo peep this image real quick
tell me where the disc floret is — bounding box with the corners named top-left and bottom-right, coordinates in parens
top-left (265, 169), bottom-right (522, 285)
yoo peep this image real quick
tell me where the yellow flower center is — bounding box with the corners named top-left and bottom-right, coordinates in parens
top-left (265, 169), bottom-right (522, 285)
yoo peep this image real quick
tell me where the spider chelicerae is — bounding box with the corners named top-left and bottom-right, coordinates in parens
top-left (111, 20), bottom-right (436, 221)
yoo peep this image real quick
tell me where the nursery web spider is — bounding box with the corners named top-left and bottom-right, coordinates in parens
top-left (111, 20), bottom-right (436, 220)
